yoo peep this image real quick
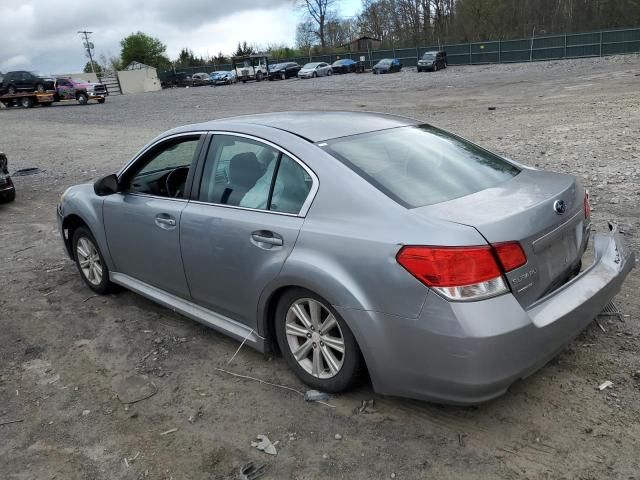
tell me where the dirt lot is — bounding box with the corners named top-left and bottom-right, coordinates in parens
top-left (1, 55), bottom-right (639, 480)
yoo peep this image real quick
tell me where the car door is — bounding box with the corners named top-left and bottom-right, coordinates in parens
top-left (18, 72), bottom-right (31, 91)
top-left (102, 133), bottom-right (204, 298)
top-left (56, 79), bottom-right (74, 99)
top-left (180, 133), bottom-right (316, 326)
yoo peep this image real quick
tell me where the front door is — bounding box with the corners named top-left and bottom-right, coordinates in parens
top-left (103, 134), bottom-right (203, 298)
top-left (180, 134), bottom-right (315, 326)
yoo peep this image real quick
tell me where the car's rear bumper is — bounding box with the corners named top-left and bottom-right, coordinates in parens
top-left (337, 228), bottom-right (634, 405)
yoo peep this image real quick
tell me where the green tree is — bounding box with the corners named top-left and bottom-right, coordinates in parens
top-left (233, 41), bottom-right (256, 57)
top-left (83, 60), bottom-right (102, 74)
top-left (119, 32), bottom-right (170, 70)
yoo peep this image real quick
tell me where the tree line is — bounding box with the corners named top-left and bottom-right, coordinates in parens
top-left (301, 0), bottom-right (640, 50)
top-left (85, 0), bottom-right (640, 73)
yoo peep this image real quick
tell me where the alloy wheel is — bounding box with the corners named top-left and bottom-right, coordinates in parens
top-left (76, 236), bottom-right (103, 286)
top-left (285, 298), bottom-right (345, 379)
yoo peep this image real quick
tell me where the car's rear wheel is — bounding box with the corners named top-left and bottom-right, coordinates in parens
top-left (256, 71), bottom-right (263, 82)
top-left (281, 72), bottom-right (286, 80)
top-left (434, 64), bottom-right (438, 72)
top-left (327, 69), bottom-right (332, 76)
top-left (275, 288), bottom-right (364, 393)
top-left (35, 83), bottom-right (45, 93)
top-left (72, 227), bottom-right (112, 294)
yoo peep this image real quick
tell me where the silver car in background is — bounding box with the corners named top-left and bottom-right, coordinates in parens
top-left (298, 62), bottom-right (332, 78)
top-left (57, 112), bottom-right (634, 404)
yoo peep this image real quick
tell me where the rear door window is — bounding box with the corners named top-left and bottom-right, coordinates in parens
top-left (198, 135), bottom-right (313, 215)
top-left (323, 125), bottom-right (520, 208)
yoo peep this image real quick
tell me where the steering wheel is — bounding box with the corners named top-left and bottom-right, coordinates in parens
top-left (165, 167), bottom-right (189, 198)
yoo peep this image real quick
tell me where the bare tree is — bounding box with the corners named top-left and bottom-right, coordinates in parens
top-left (298, 0), bottom-right (339, 49)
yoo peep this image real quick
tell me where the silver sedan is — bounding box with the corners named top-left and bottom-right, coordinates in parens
top-left (297, 62), bottom-right (332, 78)
top-left (57, 112), bottom-right (634, 404)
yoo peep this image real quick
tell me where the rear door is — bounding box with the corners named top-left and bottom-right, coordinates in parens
top-left (180, 133), bottom-right (316, 325)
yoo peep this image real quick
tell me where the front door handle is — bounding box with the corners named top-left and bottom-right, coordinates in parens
top-left (251, 231), bottom-right (283, 247)
top-left (155, 214), bottom-right (176, 229)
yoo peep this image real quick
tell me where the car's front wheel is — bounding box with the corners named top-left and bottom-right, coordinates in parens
top-left (72, 227), bottom-right (112, 294)
top-left (77, 93), bottom-right (89, 105)
top-left (275, 288), bottom-right (364, 393)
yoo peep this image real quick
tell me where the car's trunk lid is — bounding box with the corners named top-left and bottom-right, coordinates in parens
top-left (412, 169), bottom-right (588, 308)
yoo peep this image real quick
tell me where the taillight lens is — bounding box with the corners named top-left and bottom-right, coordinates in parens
top-left (584, 190), bottom-right (591, 219)
top-left (397, 242), bottom-right (527, 301)
top-left (493, 242), bottom-right (527, 272)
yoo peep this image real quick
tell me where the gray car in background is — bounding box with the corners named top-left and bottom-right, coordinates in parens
top-left (57, 111), bottom-right (634, 404)
top-left (298, 62), bottom-right (332, 78)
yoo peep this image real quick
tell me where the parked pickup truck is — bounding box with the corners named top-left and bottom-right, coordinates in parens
top-left (55, 77), bottom-right (107, 104)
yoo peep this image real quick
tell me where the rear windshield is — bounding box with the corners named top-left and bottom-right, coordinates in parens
top-left (323, 125), bottom-right (520, 208)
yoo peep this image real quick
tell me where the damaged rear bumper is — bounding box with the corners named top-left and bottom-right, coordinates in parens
top-left (338, 227), bottom-right (635, 405)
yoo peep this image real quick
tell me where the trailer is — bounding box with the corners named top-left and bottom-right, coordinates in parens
top-left (0, 91), bottom-right (56, 109)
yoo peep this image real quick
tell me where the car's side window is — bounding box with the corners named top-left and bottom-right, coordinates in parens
top-left (123, 136), bottom-right (201, 199)
top-left (269, 155), bottom-right (312, 214)
top-left (199, 135), bottom-right (278, 207)
top-left (198, 135), bottom-right (313, 215)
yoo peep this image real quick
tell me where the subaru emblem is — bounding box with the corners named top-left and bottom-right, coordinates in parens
top-left (554, 200), bottom-right (566, 215)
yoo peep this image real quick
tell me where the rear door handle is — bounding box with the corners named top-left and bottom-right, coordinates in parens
top-left (251, 231), bottom-right (283, 247)
top-left (155, 214), bottom-right (176, 229)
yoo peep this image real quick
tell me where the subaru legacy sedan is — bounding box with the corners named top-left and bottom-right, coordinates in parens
top-left (57, 112), bottom-right (634, 404)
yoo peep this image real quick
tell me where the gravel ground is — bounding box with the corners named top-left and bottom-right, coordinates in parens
top-left (1, 54), bottom-right (639, 480)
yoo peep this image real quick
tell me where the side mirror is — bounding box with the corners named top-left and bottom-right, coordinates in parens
top-left (94, 173), bottom-right (120, 196)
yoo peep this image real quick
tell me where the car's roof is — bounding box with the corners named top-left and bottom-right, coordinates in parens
top-left (183, 111), bottom-right (419, 142)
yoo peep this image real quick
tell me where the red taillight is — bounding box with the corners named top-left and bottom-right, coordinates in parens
top-left (396, 245), bottom-right (501, 287)
top-left (396, 242), bottom-right (528, 301)
top-left (493, 242), bottom-right (527, 272)
top-left (584, 190), bottom-right (591, 219)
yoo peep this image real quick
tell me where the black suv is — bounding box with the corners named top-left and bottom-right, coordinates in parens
top-left (417, 51), bottom-right (447, 72)
top-left (0, 71), bottom-right (55, 95)
top-left (268, 62), bottom-right (301, 80)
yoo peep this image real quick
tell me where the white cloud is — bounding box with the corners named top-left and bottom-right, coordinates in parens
top-left (0, 0), bottom-right (298, 73)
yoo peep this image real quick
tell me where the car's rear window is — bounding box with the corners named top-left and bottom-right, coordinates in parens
top-left (323, 125), bottom-right (520, 208)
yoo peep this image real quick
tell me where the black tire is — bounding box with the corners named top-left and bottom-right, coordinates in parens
top-left (434, 64), bottom-right (438, 72)
top-left (417, 67), bottom-right (422, 72)
top-left (275, 288), bottom-right (364, 393)
top-left (281, 72), bottom-right (286, 80)
top-left (35, 83), bottom-right (45, 93)
top-left (256, 71), bottom-right (263, 82)
top-left (72, 227), bottom-right (112, 294)
top-left (327, 69), bottom-right (332, 76)
top-left (312, 72), bottom-right (317, 78)
top-left (77, 93), bottom-right (89, 105)
top-left (0, 188), bottom-right (15, 203)
top-left (20, 96), bottom-right (34, 108)
top-left (97, 98), bottom-right (105, 104)
top-left (7, 85), bottom-right (17, 95)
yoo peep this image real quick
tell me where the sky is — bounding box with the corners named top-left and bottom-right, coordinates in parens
top-left (0, 0), bottom-right (362, 74)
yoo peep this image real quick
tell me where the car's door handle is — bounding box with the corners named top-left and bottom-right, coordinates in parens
top-left (155, 214), bottom-right (176, 229)
top-left (251, 231), bottom-right (283, 247)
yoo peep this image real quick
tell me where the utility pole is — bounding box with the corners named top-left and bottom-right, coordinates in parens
top-left (78, 30), bottom-right (96, 74)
